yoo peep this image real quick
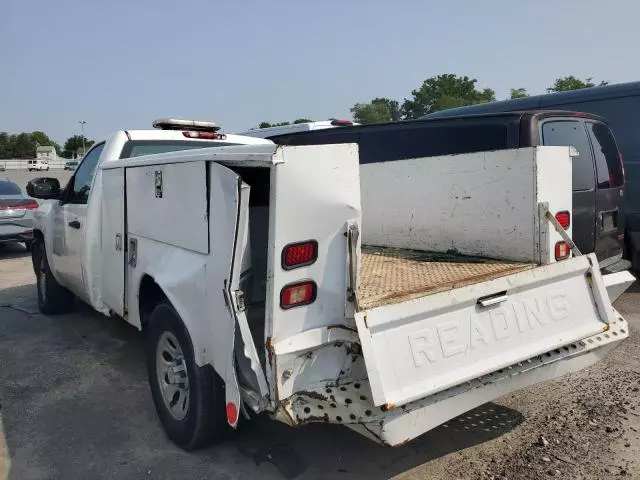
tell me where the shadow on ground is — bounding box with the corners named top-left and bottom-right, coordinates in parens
top-left (0, 279), bottom-right (525, 480)
top-left (0, 243), bottom-right (30, 261)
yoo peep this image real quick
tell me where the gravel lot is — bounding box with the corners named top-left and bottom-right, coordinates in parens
top-left (0, 171), bottom-right (639, 479)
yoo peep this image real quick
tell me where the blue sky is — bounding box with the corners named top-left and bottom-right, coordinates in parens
top-left (1, 0), bottom-right (639, 144)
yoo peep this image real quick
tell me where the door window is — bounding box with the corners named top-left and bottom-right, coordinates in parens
top-left (69, 143), bottom-right (104, 204)
top-left (585, 121), bottom-right (624, 188)
top-left (541, 120), bottom-right (594, 191)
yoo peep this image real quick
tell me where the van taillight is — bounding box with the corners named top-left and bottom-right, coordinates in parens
top-left (555, 241), bottom-right (570, 261)
top-left (282, 240), bottom-right (318, 270)
top-left (555, 211), bottom-right (570, 229)
top-left (280, 281), bottom-right (317, 309)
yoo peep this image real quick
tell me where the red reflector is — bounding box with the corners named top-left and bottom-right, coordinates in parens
top-left (282, 240), bottom-right (318, 269)
top-left (280, 281), bottom-right (317, 309)
top-left (555, 241), bottom-right (570, 261)
top-left (182, 131), bottom-right (218, 139)
top-left (226, 402), bottom-right (238, 425)
top-left (555, 211), bottom-right (570, 229)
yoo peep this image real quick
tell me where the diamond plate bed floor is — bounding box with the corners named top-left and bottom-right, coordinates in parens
top-left (358, 246), bottom-right (535, 310)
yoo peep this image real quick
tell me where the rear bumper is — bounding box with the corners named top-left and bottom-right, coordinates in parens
top-left (600, 254), bottom-right (632, 274)
top-left (0, 230), bottom-right (33, 243)
top-left (279, 310), bottom-right (629, 446)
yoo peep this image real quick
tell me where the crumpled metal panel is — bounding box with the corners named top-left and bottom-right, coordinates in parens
top-left (280, 310), bottom-right (628, 445)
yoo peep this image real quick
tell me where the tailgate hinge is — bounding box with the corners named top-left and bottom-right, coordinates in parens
top-left (346, 222), bottom-right (361, 313)
top-left (232, 290), bottom-right (246, 313)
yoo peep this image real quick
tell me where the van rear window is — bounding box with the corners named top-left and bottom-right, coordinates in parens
top-left (586, 121), bottom-right (624, 188)
top-left (541, 120), bottom-right (594, 191)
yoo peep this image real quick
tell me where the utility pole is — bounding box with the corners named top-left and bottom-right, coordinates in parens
top-left (78, 120), bottom-right (87, 158)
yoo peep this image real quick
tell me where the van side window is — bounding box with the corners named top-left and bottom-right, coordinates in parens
top-left (69, 143), bottom-right (105, 204)
top-left (541, 120), bottom-right (594, 191)
top-left (585, 121), bottom-right (623, 188)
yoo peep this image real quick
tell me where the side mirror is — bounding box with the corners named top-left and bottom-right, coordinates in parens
top-left (26, 177), bottom-right (61, 200)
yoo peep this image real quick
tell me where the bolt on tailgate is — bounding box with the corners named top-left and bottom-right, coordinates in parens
top-left (353, 253), bottom-right (615, 409)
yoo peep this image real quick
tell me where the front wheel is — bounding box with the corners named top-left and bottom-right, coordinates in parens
top-left (146, 302), bottom-right (227, 450)
top-left (33, 237), bottom-right (75, 314)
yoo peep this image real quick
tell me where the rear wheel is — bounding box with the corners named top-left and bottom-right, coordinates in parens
top-left (33, 237), bottom-right (75, 314)
top-left (146, 302), bottom-right (227, 450)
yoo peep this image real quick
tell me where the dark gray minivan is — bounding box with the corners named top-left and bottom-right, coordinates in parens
top-left (425, 81), bottom-right (640, 271)
top-left (266, 110), bottom-right (627, 273)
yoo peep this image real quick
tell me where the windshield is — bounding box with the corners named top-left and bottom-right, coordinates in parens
top-left (120, 140), bottom-right (239, 159)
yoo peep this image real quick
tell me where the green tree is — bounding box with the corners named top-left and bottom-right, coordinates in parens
top-left (401, 74), bottom-right (496, 119)
top-left (510, 88), bottom-right (529, 99)
top-left (63, 135), bottom-right (94, 158)
top-left (30, 131), bottom-right (62, 156)
top-left (0, 131), bottom-right (62, 159)
top-left (0, 132), bottom-right (11, 159)
top-left (258, 118), bottom-right (313, 129)
top-left (10, 133), bottom-right (35, 158)
top-left (547, 76), bottom-right (608, 93)
top-left (350, 97), bottom-right (401, 124)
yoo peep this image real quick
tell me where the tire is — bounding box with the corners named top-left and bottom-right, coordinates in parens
top-left (33, 237), bottom-right (75, 314)
top-left (146, 302), bottom-right (227, 450)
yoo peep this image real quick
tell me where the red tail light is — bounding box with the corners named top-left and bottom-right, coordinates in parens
top-left (330, 119), bottom-right (353, 126)
top-left (0, 200), bottom-right (38, 210)
top-left (555, 211), bottom-right (570, 229)
top-left (555, 241), bottom-right (570, 261)
top-left (182, 131), bottom-right (225, 140)
top-left (280, 281), bottom-right (317, 309)
top-left (282, 240), bottom-right (318, 270)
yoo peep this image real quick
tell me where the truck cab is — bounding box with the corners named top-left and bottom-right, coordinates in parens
top-left (28, 119), bottom-right (271, 314)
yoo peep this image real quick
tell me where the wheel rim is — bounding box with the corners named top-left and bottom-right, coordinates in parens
top-left (156, 331), bottom-right (190, 420)
top-left (38, 256), bottom-right (46, 302)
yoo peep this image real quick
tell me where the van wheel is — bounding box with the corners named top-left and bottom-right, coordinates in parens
top-left (146, 302), bottom-right (227, 450)
top-left (33, 238), bottom-right (75, 314)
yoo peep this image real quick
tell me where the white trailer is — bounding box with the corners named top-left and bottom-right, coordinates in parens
top-left (28, 141), bottom-right (633, 449)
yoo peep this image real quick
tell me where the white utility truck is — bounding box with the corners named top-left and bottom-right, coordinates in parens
top-left (28, 122), bottom-right (634, 450)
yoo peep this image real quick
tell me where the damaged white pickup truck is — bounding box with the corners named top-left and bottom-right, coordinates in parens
top-left (27, 119), bottom-right (634, 449)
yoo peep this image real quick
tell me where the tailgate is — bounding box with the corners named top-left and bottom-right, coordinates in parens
top-left (354, 254), bottom-right (615, 408)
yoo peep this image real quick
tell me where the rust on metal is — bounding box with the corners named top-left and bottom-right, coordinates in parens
top-left (358, 245), bottom-right (534, 310)
top-left (265, 336), bottom-right (274, 366)
top-left (381, 402), bottom-right (396, 412)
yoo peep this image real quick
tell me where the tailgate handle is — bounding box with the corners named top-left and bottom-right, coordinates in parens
top-left (477, 291), bottom-right (508, 308)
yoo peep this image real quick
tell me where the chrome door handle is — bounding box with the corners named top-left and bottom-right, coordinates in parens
top-left (477, 291), bottom-right (508, 308)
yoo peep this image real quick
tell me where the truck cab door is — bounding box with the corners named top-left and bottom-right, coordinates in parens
top-left (101, 167), bottom-right (125, 316)
top-left (51, 143), bottom-right (104, 297)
